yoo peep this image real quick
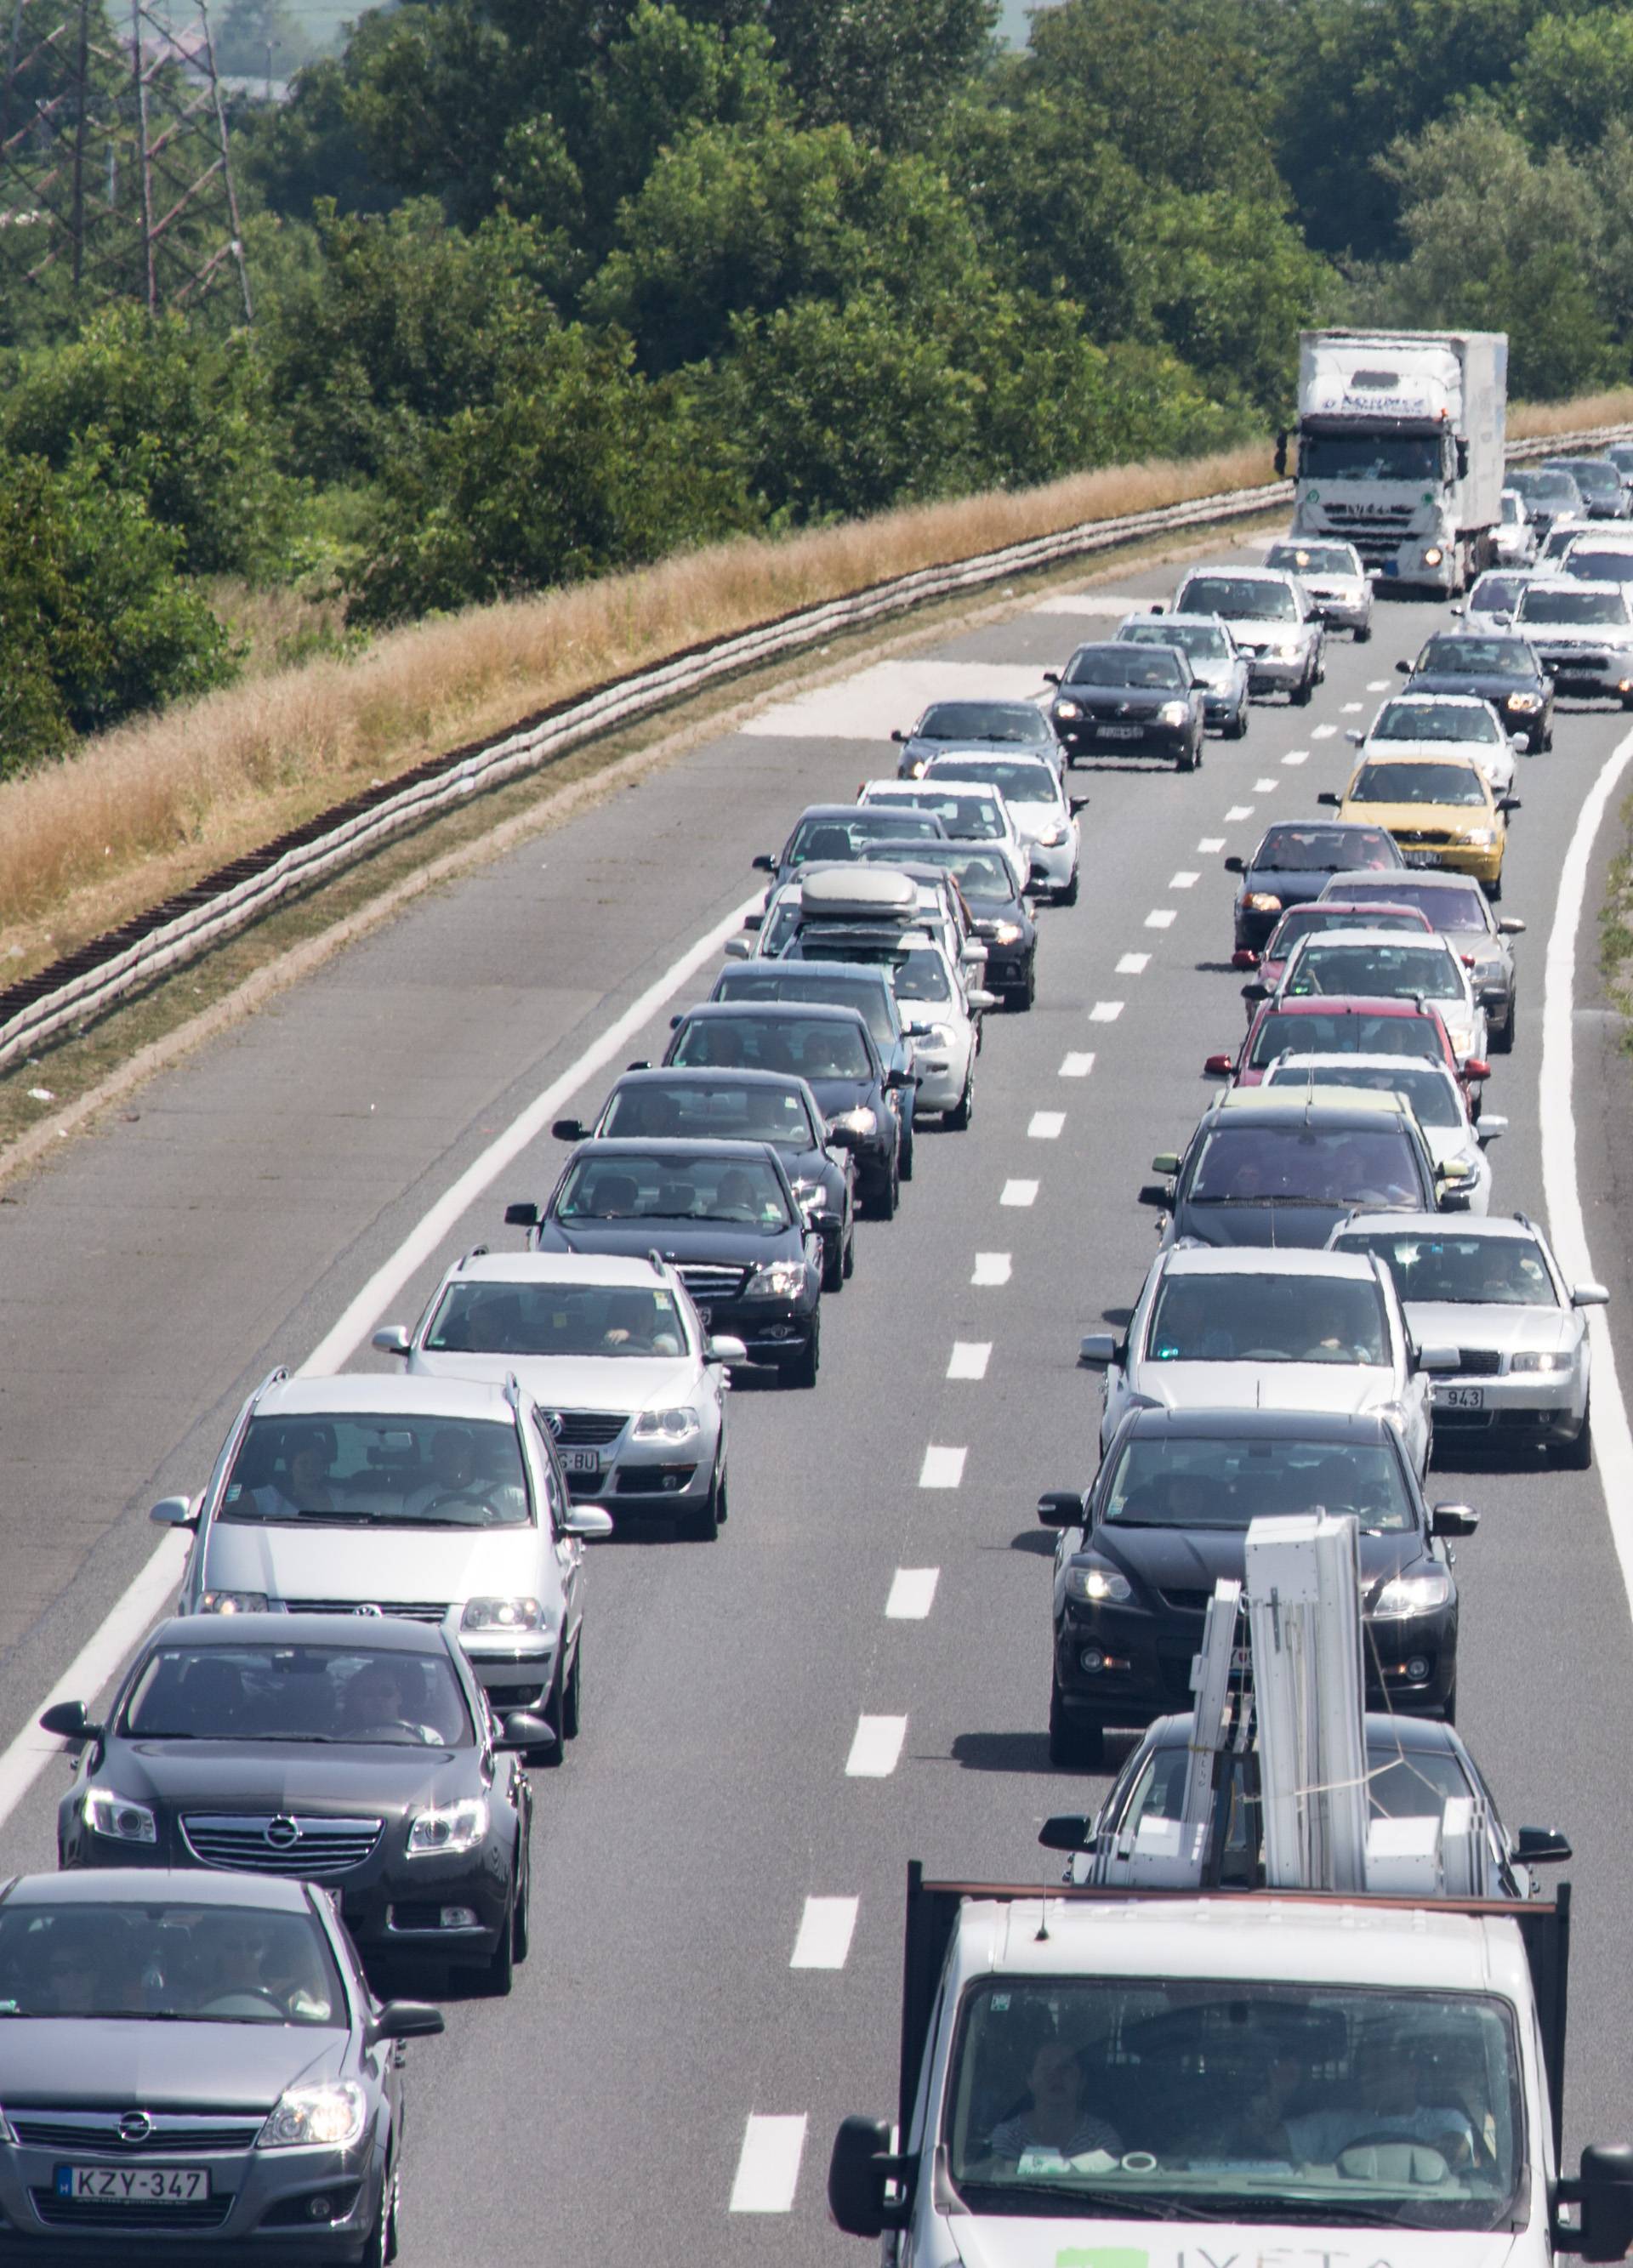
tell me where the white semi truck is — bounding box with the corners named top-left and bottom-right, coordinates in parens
top-left (1278, 329), bottom-right (1508, 595)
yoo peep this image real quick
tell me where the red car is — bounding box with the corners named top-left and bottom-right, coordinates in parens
top-left (1205, 993), bottom-right (1488, 1095)
top-left (1232, 901), bottom-right (1434, 1023)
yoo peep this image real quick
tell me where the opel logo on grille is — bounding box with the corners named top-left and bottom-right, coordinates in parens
top-left (352, 1602), bottom-right (383, 1617)
top-left (265, 1816), bottom-right (301, 1850)
top-left (119, 2112), bottom-right (153, 2145)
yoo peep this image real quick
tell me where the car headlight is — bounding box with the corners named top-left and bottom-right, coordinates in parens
top-left (83, 1788), bottom-right (157, 1845)
top-left (1373, 1571), bottom-right (1453, 1617)
top-left (633, 1407), bottom-right (701, 1439)
top-left (258, 2081), bottom-right (367, 2151)
top-left (830, 1106), bottom-right (876, 1138)
top-left (1038, 822), bottom-right (1069, 846)
top-left (1510, 1350), bottom-right (1572, 1373)
top-left (1053, 700), bottom-right (1081, 720)
top-left (1066, 1561), bottom-right (1133, 1606)
top-left (1506, 691), bottom-right (1543, 712)
top-left (992, 920), bottom-right (1025, 944)
top-left (790, 1176), bottom-right (822, 1202)
top-left (1463, 827), bottom-right (1497, 847)
top-left (406, 1796), bottom-right (490, 1858)
top-left (460, 1595), bottom-right (546, 1636)
top-left (199, 1590), bottom-right (270, 1615)
top-left (1155, 700), bottom-right (1190, 726)
top-left (1244, 891), bottom-right (1283, 912)
top-left (744, 1260), bottom-right (807, 1299)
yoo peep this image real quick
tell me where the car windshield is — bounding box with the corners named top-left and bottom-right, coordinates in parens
top-left (1299, 431), bottom-right (1444, 483)
top-left (1121, 1734), bottom-right (1471, 1839)
top-left (221, 1413), bottom-right (532, 1528)
top-left (1548, 459), bottom-right (1619, 498)
top-left (1265, 542), bottom-right (1357, 576)
top-left (913, 702), bottom-right (1047, 744)
top-left (894, 950), bottom-right (953, 1003)
top-left (868, 790), bottom-right (1003, 839)
top-left (1187, 1125), bottom-right (1423, 1208)
top-left (675, 1011), bottom-right (871, 1077)
top-left (1565, 549), bottom-right (1633, 583)
top-left (929, 759), bottom-right (1058, 804)
top-left (869, 843), bottom-right (1011, 896)
top-left (713, 968), bottom-right (895, 1044)
top-left (1266, 1060), bottom-right (1463, 1130)
top-left (1102, 1433), bottom-right (1413, 1530)
top-left (1249, 1010), bottom-right (1445, 1069)
top-left (1373, 701), bottom-right (1499, 743)
top-left (121, 1642), bottom-right (475, 1747)
top-left (1517, 588), bottom-right (1630, 625)
top-left (1466, 573), bottom-right (1525, 615)
top-left (1334, 1231), bottom-right (1558, 1307)
top-left (1415, 638), bottom-right (1532, 678)
top-left (1253, 826), bottom-right (1397, 874)
top-left (555, 1151), bottom-right (793, 1228)
top-left (1288, 941), bottom-right (1463, 1002)
top-left (1511, 469), bottom-right (1582, 509)
top-left (425, 1278), bottom-right (688, 1358)
top-left (1066, 647), bottom-right (1185, 688)
top-left (604, 1077), bottom-right (815, 1149)
top-left (1146, 1274), bottom-right (1387, 1365)
top-left (1350, 760), bottom-right (1488, 806)
top-left (1323, 878), bottom-right (1491, 931)
top-left (0, 1901), bottom-right (347, 2026)
top-left (1267, 907), bottom-right (1425, 958)
top-left (785, 810), bottom-right (942, 865)
top-left (1180, 577), bottom-right (1297, 622)
top-left (1120, 620), bottom-right (1230, 660)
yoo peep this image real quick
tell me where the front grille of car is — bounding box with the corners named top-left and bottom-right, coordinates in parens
top-left (675, 1264), bottom-right (748, 1299)
top-left (181, 1813), bottom-right (384, 1879)
top-left (32, 2190), bottom-right (233, 2231)
top-left (543, 1409), bottom-right (629, 1446)
top-left (14, 2112), bottom-right (261, 2155)
top-left (1539, 645), bottom-right (1611, 671)
top-left (1453, 1346), bottom-right (1503, 1376)
top-left (1160, 1587), bottom-right (1214, 1616)
top-left (1393, 829), bottom-right (1459, 849)
top-left (283, 1596), bottom-right (449, 1623)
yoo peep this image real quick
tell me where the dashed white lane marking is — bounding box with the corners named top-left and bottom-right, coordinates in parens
top-left (1089, 1000), bottom-right (1124, 1022)
top-left (1027, 1111), bottom-right (1065, 1140)
top-left (1253, 777), bottom-right (1279, 793)
top-left (1225, 804), bottom-right (1254, 822)
top-left (845, 1715), bottom-right (908, 1777)
top-left (919, 1445), bottom-right (967, 1488)
top-left (1198, 836), bottom-right (1225, 853)
top-left (1060, 1051), bottom-right (1095, 1077)
top-left (791, 1897), bottom-right (860, 1970)
top-left (1312, 724), bottom-right (1338, 740)
top-left (1367, 679), bottom-right (1390, 691)
top-left (730, 2116), bottom-right (808, 2211)
top-left (1145, 909), bottom-right (1176, 930)
top-left (972, 1252), bottom-right (1011, 1283)
top-left (1343, 702), bottom-right (1364, 713)
top-left (947, 1341), bottom-right (992, 1378)
top-left (1000, 1178), bottom-right (1038, 1207)
top-left (1169, 871), bottom-right (1199, 889)
top-left (1283, 750), bottom-right (1308, 766)
top-left (886, 1567), bottom-right (940, 1619)
top-left (1115, 952), bottom-right (1148, 975)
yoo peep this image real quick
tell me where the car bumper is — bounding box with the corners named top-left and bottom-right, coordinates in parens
top-left (678, 1292), bottom-right (818, 1367)
top-left (1024, 838), bottom-right (1077, 890)
top-left (1199, 685), bottom-right (1246, 725)
top-left (0, 2135), bottom-right (383, 2258)
top-left (562, 1434), bottom-right (718, 1509)
top-left (1311, 595), bottom-right (1370, 632)
top-left (1398, 839), bottom-right (1504, 885)
top-left (462, 1640), bottom-right (560, 1712)
top-left (1232, 899), bottom-right (1301, 951)
top-left (1536, 653), bottom-right (1633, 696)
top-left (908, 1054), bottom-right (961, 1112)
top-left (1239, 651), bottom-right (1307, 691)
top-left (1432, 1370), bottom-right (1586, 1435)
top-left (1055, 719), bottom-right (1192, 758)
top-left (977, 941), bottom-right (1032, 987)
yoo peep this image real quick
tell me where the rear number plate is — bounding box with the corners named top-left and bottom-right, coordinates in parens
top-left (1436, 1384), bottom-right (1485, 1409)
top-left (1096, 725), bottom-right (1146, 742)
top-left (562, 1448), bottom-right (601, 1474)
top-left (57, 2168), bottom-right (209, 2203)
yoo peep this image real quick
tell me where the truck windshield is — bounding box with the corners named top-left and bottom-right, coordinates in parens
top-left (1298, 432), bottom-right (1443, 483)
top-left (946, 1975), bottom-right (1523, 2230)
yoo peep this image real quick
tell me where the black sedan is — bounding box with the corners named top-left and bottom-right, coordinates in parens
top-left (1038, 1407), bottom-right (1476, 1763)
top-left (1226, 819), bottom-right (1406, 952)
top-left (860, 838), bottom-right (1036, 1009)
top-left (890, 697), bottom-right (1063, 782)
top-left (1152, 1092), bottom-right (1446, 1250)
top-left (0, 1866), bottom-right (441, 2262)
top-left (554, 1065), bottom-right (856, 1290)
top-left (1043, 642), bottom-right (1206, 770)
top-left (668, 997), bottom-right (908, 1216)
top-left (48, 1616), bottom-right (538, 1995)
top-left (750, 802), bottom-right (947, 893)
top-left (515, 1135), bottom-right (824, 1385)
top-left (1397, 631), bottom-right (1554, 753)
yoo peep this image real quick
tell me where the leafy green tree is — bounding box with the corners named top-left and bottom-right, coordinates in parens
top-left (1511, 8), bottom-right (1633, 151)
top-left (215, 0), bottom-right (320, 78)
top-left (753, 0), bottom-right (998, 146)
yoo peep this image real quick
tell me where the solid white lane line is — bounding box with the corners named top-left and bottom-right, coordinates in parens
top-left (972, 1251), bottom-right (1012, 1283)
top-left (1225, 804), bottom-right (1254, 822)
top-left (1253, 777), bottom-right (1279, 793)
top-left (1198, 837), bottom-right (1225, 854)
top-left (1169, 871), bottom-right (1199, 890)
top-left (730, 2116), bottom-right (807, 2211)
top-left (790, 1897), bottom-right (860, 1970)
top-left (1540, 722), bottom-right (1633, 1613)
top-left (845, 1715), bottom-right (908, 1777)
top-left (919, 1445), bottom-right (967, 1488)
top-left (1283, 751), bottom-right (1308, 766)
top-left (1089, 1001), bottom-right (1124, 1022)
top-left (1059, 1052), bottom-right (1095, 1078)
top-left (1027, 1111), bottom-right (1065, 1140)
top-left (1312, 724), bottom-right (1337, 740)
top-left (886, 1567), bottom-right (940, 1619)
top-left (1000, 1178), bottom-right (1038, 1207)
top-left (1115, 953), bottom-right (1148, 975)
top-left (1145, 909), bottom-right (1176, 929)
top-left (947, 1341), bottom-right (991, 1379)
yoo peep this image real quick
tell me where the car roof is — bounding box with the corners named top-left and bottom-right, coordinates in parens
top-left (862, 776), bottom-right (1004, 801)
top-left (1521, 577), bottom-right (1625, 597)
top-left (684, 998), bottom-right (870, 1024)
top-left (1374, 691), bottom-right (1493, 708)
top-left (1159, 1246), bottom-right (1380, 1281)
top-left (1255, 993), bottom-right (1437, 1019)
top-left (1181, 565), bottom-right (1296, 585)
top-left (566, 1136), bottom-right (782, 1162)
top-left (1336, 1210), bottom-right (1541, 1242)
top-left (913, 698), bottom-right (1038, 719)
top-left (1119, 1405), bottom-right (1397, 1443)
top-left (1352, 749), bottom-right (1485, 769)
top-left (616, 1066), bottom-right (808, 1094)
top-left (1272, 902), bottom-right (1430, 928)
top-left (1290, 926), bottom-right (1455, 952)
top-left (253, 1373), bottom-right (515, 1423)
top-left (1268, 1050), bottom-right (1456, 1083)
top-left (926, 750), bottom-right (1055, 774)
top-left (1214, 1088), bottom-right (1413, 1124)
top-left (1117, 611), bottom-right (1231, 631)
top-left (2, 1867), bottom-right (316, 1913)
top-left (437, 1248), bottom-right (671, 1287)
top-left (1321, 867), bottom-right (1484, 897)
top-left (145, 1611), bottom-right (453, 1657)
top-left (1143, 1708), bottom-right (1455, 1759)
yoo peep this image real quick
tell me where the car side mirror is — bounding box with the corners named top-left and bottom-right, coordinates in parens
top-left (1042, 670), bottom-right (1061, 685)
top-left (504, 1201), bottom-right (539, 1230)
top-left (1223, 854), bottom-right (1246, 875)
top-left (1203, 1054), bottom-right (1234, 1077)
top-left (371, 1325), bottom-right (412, 1357)
top-left (494, 1710), bottom-right (554, 1753)
top-left (550, 1118), bottom-right (588, 1143)
top-left (1149, 601), bottom-right (1166, 614)
top-left (1499, 915), bottom-right (1526, 935)
top-left (1499, 795), bottom-right (1522, 814)
top-left (721, 937), bottom-right (752, 959)
top-left (1317, 791), bottom-right (1341, 808)
top-left (1573, 1282), bottom-right (1612, 1308)
top-left (1465, 1058), bottom-right (1491, 1081)
top-left (1038, 1814), bottom-right (1093, 1853)
top-left (968, 988), bottom-right (998, 1012)
top-left (1069, 795), bottom-right (1090, 815)
top-left (367, 2001), bottom-right (447, 2045)
top-left (1510, 732), bottom-right (1530, 752)
top-left (1038, 1489), bottom-right (1085, 1528)
top-left (1416, 1344), bottom-right (1460, 1373)
top-left (1516, 1825), bottom-right (1573, 1865)
top-left (39, 1700), bottom-right (100, 1744)
top-left (824, 1119), bottom-right (861, 1150)
top-left (1078, 1333), bottom-right (1119, 1367)
top-left (1449, 602), bottom-right (1465, 616)
top-left (890, 729), bottom-right (906, 742)
top-left (1564, 2142), bottom-right (1633, 2262)
top-left (828, 2116), bottom-right (909, 2239)
top-left (1394, 658), bottom-right (1412, 674)
top-left (707, 1334), bottom-right (748, 1365)
top-left (1431, 1502), bottom-right (1480, 1538)
top-left (1241, 981), bottom-right (1269, 1003)
top-left (149, 1494), bottom-right (197, 1529)
top-left (752, 854), bottom-right (775, 873)
top-left (1477, 1113), bottom-right (1508, 1142)
top-left (1344, 728), bottom-right (1364, 746)
top-left (563, 1504), bottom-right (615, 1540)
top-left (1456, 437), bottom-right (1470, 481)
top-left (1136, 1184), bottom-right (1170, 1208)
top-left (885, 1067), bottom-right (915, 1090)
top-left (1151, 1151), bottom-right (1181, 1175)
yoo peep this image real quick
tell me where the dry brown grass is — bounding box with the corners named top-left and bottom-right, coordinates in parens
top-left (1511, 388), bottom-right (1633, 438)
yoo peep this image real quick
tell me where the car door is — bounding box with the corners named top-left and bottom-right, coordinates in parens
top-left (529, 1413), bottom-right (586, 1657)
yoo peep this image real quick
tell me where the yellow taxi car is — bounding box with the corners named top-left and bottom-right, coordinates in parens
top-left (1317, 752), bottom-right (1519, 899)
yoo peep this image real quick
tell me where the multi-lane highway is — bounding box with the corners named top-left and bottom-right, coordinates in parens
top-left (3, 532), bottom-right (1633, 2264)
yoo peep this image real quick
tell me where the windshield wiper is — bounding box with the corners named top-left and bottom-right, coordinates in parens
top-left (957, 2183), bottom-right (1222, 2220)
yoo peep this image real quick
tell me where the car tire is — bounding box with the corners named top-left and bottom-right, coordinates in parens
top-left (362, 2158), bottom-right (398, 2268)
top-left (532, 1657), bottom-right (566, 1768)
top-left (868, 1160), bottom-right (897, 1219)
top-left (560, 1635), bottom-right (582, 1738)
top-left (1487, 871), bottom-right (1502, 903)
top-left (1492, 1000), bottom-right (1516, 1054)
top-left (785, 1310), bottom-right (821, 1389)
top-left (1226, 708), bottom-right (1249, 739)
top-left (1049, 1677), bottom-right (1105, 1769)
top-left (1056, 869), bottom-right (1080, 906)
top-left (1355, 624), bottom-right (1372, 644)
top-left (821, 1232), bottom-right (844, 1294)
top-left (898, 1126), bottom-right (913, 1183)
top-left (1177, 738), bottom-right (1199, 772)
top-left (1008, 958), bottom-right (1037, 1013)
top-left (1440, 1680), bottom-right (1457, 1728)
top-left (842, 1230), bottom-right (855, 1281)
top-left (947, 1065), bottom-right (975, 1130)
top-left (1291, 674), bottom-right (1314, 708)
top-left (511, 1842), bottom-right (532, 1965)
top-left (1558, 1407), bottom-right (1593, 1470)
top-left (481, 1901), bottom-right (515, 1998)
top-left (682, 1463), bottom-right (723, 1540)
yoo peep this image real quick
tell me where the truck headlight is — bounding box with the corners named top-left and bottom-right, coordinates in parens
top-left (1373, 1572), bottom-right (1452, 1617)
top-left (258, 2082), bottom-right (367, 2150)
top-left (744, 1261), bottom-right (806, 1299)
top-left (406, 1796), bottom-right (489, 1858)
top-left (199, 1590), bottom-right (270, 1615)
top-left (633, 1407), bottom-right (700, 1439)
top-left (460, 1596), bottom-right (546, 1636)
top-left (1423, 547), bottom-right (1444, 567)
top-left (1066, 1561), bottom-right (1133, 1605)
top-left (83, 1788), bottom-right (157, 1845)
top-left (1510, 1351), bottom-right (1571, 1373)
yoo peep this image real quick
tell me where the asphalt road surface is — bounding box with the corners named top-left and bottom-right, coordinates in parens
top-left (3, 539), bottom-right (1632, 2265)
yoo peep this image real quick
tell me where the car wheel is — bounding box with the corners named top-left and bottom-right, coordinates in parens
top-left (1557, 1407), bottom-right (1593, 1470)
top-left (532, 1657), bottom-right (566, 1768)
top-left (870, 1157), bottom-right (898, 1219)
top-left (1487, 870), bottom-right (1503, 904)
top-left (1492, 999), bottom-right (1516, 1054)
top-left (1056, 868), bottom-right (1080, 906)
top-left (511, 1839), bottom-right (532, 1964)
top-left (842, 1228), bottom-right (855, 1280)
top-left (481, 1900), bottom-right (515, 1997)
top-left (947, 1064), bottom-right (974, 1130)
top-left (1440, 1679), bottom-right (1457, 1728)
top-left (363, 2158), bottom-right (398, 2268)
top-left (898, 1127), bottom-right (913, 1183)
top-left (1355, 623), bottom-right (1372, 644)
top-left (1291, 674), bottom-right (1314, 708)
top-left (1049, 1676), bottom-right (1104, 1769)
top-left (560, 1635), bottom-right (582, 1739)
top-left (785, 1309), bottom-right (821, 1389)
top-left (821, 1231), bottom-right (844, 1294)
top-left (1226, 707), bottom-right (1249, 740)
top-left (681, 1461), bottom-right (723, 1540)
top-left (1008, 957), bottom-right (1037, 1012)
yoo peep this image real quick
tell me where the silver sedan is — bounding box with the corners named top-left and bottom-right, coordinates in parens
top-left (1266, 537), bottom-right (1374, 639)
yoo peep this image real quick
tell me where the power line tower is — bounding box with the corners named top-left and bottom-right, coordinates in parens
top-left (0, 0), bottom-right (251, 320)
